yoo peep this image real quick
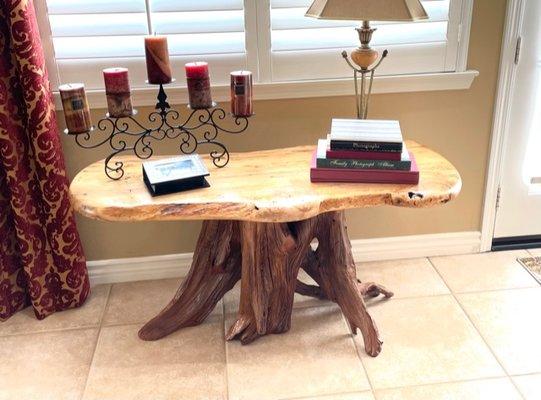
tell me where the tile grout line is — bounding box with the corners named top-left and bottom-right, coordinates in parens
top-left (511, 371), bottom-right (541, 378)
top-left (222, 299), bottom-right (231, 400)
top-left (279, 389), bottom-right (374, 400)
top-left (339, 307), bottom-right (377, 399)
top-left (2, 284), bottom-right (530, 339)
top-left (0, 323), bottom-right (102, 338)
top-left (426, 258), bottom-right (527, 400)
top-left (6, 273), bottom-right (535, 338)
top-left (346, 256), bottom-right (438, 400)
top-left (79, 284), bottom-right (113, 400)
top-left (451, 285), bottom-right (541, 295)
top-left (427, 253), bottom-right (540, 294)
top-left (361, 375), bottom-right (528, 396)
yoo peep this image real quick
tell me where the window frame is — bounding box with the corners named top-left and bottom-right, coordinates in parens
top-left (36, 0), bottom-right (477, 109)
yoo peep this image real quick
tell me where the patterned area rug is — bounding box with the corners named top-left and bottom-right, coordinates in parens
top-left (518, 256), bottom-right (541, 284)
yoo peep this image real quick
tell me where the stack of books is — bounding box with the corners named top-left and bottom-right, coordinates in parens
top-left (310, 119), bottom-right (419, 184)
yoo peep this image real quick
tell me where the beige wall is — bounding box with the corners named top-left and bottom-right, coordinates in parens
top-left (59, 0), bottom-right (506, 260)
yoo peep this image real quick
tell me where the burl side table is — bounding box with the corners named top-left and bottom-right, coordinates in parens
top-left (70, 141), bottom-right (461, 356)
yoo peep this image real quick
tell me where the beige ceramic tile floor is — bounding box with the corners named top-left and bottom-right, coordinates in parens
top-left (1, 250), bottom-right (540, 400)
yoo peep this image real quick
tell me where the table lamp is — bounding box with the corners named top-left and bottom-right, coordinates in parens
top-left (305, 0), bottom-right (428, 119)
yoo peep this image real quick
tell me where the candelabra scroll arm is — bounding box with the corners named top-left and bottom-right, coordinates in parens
top-left (147, 114), bottom-right (169, 140)
top-left (197, 139), bottom-right (230, 168)
top-left (103, 137), bottom-right (131, 181)
top-left (164, 107), bottom-right (201, 131)
top-left (207, 108), bottom-right (249, 135)
top-left (132, 131), bottom-right (154, 160)
top-left (72, 118), bottom-right (116, 149)
top-left (114, 115), bottom-right (151, 137)
top-left (178, 126), bottom-right (199, 155)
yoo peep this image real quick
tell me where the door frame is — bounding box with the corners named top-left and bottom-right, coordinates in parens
top-left (480, 0), bottom-right (527, 251)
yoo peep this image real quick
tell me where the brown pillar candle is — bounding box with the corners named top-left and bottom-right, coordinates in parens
top-left (103, 67), bottom-right (133, 117)
top-left (145, 35), bottom-right (172, 84)
top-left (230, 70), bottom-right (253, 117)
top-left (59, 83), bottom-right (92, 133)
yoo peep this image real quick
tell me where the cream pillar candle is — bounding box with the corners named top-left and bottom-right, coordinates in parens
top-left (59, 83), bottom-right (92, 133)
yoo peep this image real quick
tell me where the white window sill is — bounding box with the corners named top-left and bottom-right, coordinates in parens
top-left (53, 70), bottom-right (478, 110)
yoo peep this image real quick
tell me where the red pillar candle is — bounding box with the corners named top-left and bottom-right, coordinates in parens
top-left (145, 36), bottom-right (172, 84)
top-left (59, 83), bottom-right (92, 133)
top-left (103, 67), bottom-right (133, 117)
top-left (185, 62), bottom-right (213, 109)
top-left (230, 70), bottom-right (253, 117)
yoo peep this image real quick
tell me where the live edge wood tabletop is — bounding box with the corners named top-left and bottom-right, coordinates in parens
top-left (70, 140), bottom-right (461, 357)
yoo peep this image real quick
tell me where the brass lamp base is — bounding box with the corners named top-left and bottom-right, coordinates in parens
top-left (342, 21), bottom-right (388, 119)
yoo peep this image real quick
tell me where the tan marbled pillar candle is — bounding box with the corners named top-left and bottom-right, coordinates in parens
top-left (144, 36), bottom-right (172, 84)
top-left (59, 83), bottom-right (92, 133)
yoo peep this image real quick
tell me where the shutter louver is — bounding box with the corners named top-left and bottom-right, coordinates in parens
top-left (47, 0), bottom-right (247, 90)
top-left (45, 0), bottom-right (465, 93)
top-left (270, 0), bottom-right (452, 82)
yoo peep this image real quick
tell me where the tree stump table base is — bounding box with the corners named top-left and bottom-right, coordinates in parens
top-left (138, 211), bottom-right (394, 357)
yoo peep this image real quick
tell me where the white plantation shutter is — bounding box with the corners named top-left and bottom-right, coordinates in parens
top-left (46, 0), bottom-right (247, 90)
top-left (269, 0), bottom-right (460, 82)
top-left (42, 0), bottom-right (471, 98)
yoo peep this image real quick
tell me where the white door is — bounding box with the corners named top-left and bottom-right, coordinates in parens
top-left (494, 0), bottom-right (541, 240)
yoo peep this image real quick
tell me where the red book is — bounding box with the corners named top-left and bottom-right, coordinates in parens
top-left (310, 151), bottom-right (419, 184)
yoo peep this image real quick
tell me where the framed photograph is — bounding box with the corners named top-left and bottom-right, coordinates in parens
top-left (142, 154), bottom-right (210, 196)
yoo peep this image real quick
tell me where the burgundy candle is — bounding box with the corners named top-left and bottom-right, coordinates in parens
top-left (145, 36), bottom-right (172, 84)
top-left (103, 67), bottom-right (133, 117)
top-left (59, 83), bottom-right (92, 133)
top-left (230, 70), bottom-right (253, 117)
top-left (185, 62), bottom-right (213, 109)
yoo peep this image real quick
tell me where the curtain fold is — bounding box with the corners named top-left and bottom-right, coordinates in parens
top-left (0, 0), bottom-right (89, 320)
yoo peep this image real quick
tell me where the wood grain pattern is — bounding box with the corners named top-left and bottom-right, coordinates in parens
top-left (138, 211), bottom-right (391, 356)
top-left (138, 220), bottom-right (241, 341)
top-left (70, 141), bottom-right (461, 223)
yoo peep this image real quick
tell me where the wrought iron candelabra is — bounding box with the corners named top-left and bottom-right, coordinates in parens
top-left (65, 84), bottom-right (250, 180)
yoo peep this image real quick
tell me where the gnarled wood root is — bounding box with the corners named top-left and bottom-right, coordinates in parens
top-left (139, 211), bottom-right (393, 357)
top-left (225, 222), bottom-right (299, 344)
top-left (138, 220), bottom-right (242, 340)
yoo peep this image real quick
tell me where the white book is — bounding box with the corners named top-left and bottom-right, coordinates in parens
top-left (330, 119), bottom-right (403, 143)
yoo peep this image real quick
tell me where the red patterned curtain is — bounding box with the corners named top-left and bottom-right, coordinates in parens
top-left (0, 0), bottom-right (89, 320)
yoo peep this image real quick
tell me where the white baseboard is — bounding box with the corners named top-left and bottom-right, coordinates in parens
top-left (88, 253), bottom-right (193, 286)
top-left (351, 231), bottom-right (481, 262)
top-left (88, 231), bottom-right (481, 286)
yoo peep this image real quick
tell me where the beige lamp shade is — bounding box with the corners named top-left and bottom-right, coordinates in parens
top-left (305, 0), bottom-right (428, 21)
